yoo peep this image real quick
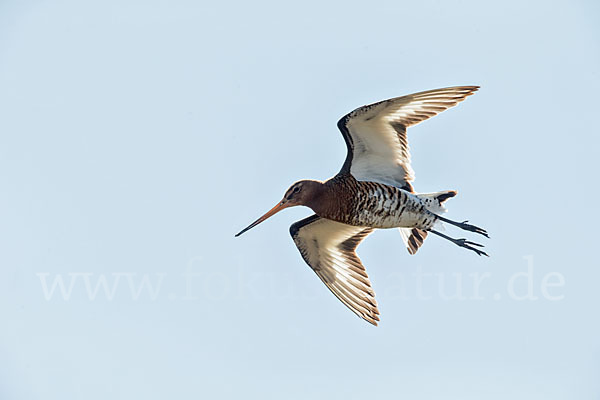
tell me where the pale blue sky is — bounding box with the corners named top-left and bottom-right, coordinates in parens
top-left (1, 0), bottom-right (599, 399)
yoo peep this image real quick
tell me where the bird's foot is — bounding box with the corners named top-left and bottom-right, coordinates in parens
top-left (437, 216), bottom-right (489, 238)
top-left (457, 220), bottom-right (489, 238)
top-left (454, 238), bottom-right (489, 257)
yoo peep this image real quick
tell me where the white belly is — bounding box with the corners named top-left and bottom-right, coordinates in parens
top-left (352, 186), bottom-right (437, 230)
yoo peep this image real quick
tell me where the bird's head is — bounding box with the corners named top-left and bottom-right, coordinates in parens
top-left (235, 180), bottom-right (323, 237)
top-left (281, 180), bottom-right (324, 207)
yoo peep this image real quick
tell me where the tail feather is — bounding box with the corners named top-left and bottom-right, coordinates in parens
top-left (399, 228), bottom-right (428, 255)
top-left (416, 190), bottom-right (457, 213)
top-left (398, 190), bottom-right (457, 255)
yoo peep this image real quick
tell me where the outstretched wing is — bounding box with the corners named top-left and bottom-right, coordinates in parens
top-left (289, 215), bottom-right (379, 326)
top-left (337, 86), bottom-right (479, 190)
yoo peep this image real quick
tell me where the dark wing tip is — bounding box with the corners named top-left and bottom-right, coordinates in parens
top-left (461, 85), bottom-right (480, 95)
top-left (458, 85), bottom-right (480, 91)
top-left (364, 308), bottom-right (380, 326)
top-left (442, 85), bottom-right (479, 96)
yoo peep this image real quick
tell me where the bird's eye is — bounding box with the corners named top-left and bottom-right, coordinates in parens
top-left (293, 186), bottom-right (301, 193)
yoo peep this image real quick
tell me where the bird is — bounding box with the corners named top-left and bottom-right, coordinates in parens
top-left (235, 86), bottom-right (488, 326)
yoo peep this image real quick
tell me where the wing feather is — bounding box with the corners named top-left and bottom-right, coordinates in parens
top-left (338, 86), bottom-right (479, 189)
top-left (289, 215), bottom-right (379, 325)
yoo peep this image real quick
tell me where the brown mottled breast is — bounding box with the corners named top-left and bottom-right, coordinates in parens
top-left (306, 174), bottom-right (435, 230)
top-left (305, 174), bottom-right (361, 224)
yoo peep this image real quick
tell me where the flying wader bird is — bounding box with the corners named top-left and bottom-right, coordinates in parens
top-left (236, 86), bottom-right (488, 325)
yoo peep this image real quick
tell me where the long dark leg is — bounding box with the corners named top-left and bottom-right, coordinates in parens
top-left (435, 215), bottom-right (489, 238)
top-left (429, 229), bottom-right (489, 257)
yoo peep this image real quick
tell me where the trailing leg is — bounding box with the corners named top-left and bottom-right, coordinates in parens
top-left (429, 229), bottom-right (489, 257)
top-left (435, 215), bottom-right (489, 238)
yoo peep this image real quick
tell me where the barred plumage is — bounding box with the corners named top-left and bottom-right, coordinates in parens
top-left (318, 175), bottom-right (438, 230)
top-left (236, 86), bottom-right (489, 326)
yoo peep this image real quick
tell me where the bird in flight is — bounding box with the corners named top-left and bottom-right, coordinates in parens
top-left (236, 86), bottom-right (488, 325)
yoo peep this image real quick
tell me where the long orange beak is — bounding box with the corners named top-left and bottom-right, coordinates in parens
top-left (235, 200), bottom-right (291, 237)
